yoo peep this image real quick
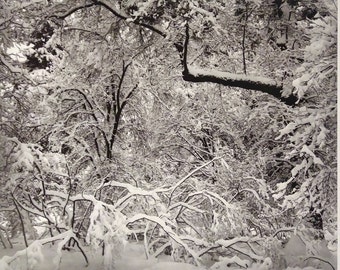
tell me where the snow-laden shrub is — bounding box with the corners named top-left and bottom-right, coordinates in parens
top-left (292, 9), bottom-right (336, 101)
top-left (86, 202), bottom-right (129, 270)
top-left (26, 241), bottom-right (44, 270)
top-left (272, 4), bottom-right (337, 247)
top-left (0, 260), bottom-right (12, 270)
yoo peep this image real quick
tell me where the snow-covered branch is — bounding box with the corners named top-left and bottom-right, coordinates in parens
top-left (184, 190), bottom-right (235, 210)
top-left (102, 181), bottom-right (159, 200)
top-left (185, 66), bottom-right (281, 95)
top-left (216, 236), bottom-right (261, 249)
top-left (168, 202), bottom-right (205, 213)
top-left (0, 230), bottom-right (74, 265)
top-left (127, 214), bottom-right (202, 266)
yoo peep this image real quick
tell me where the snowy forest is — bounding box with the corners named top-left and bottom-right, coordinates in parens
top-left (0, 0), bottom-right (337, 269)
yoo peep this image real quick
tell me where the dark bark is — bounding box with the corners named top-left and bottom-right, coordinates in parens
top-left (182, 71), bottom-right (297, 105)
top-left (11, 194), bottom-right (28, 248)
top-left (107, 62), bottom-right (137, 158)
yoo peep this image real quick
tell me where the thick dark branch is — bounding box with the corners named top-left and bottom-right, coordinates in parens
top-left (182, 23), bottom-right (189, 74)
top-left (107, 62), bottom-right (133, 157)
top-left (184, 68), bottom-right (281, 97)
top-left (116, 61), bottom-right (131, 110)
top-left (108, 81), bottom-right (136, 157)
top-left (182, 68), bottom-right (297, 105)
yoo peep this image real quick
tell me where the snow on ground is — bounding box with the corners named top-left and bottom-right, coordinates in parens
top-left (1, 237), bottom-right (336, 269)
top-left (0, 239), bottom-right (205, 270)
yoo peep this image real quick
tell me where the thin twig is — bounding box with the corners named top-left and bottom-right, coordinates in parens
top-left (72, 237), bottom-right (89, 266)
top-left (11, 193), bottom-right (28, 247)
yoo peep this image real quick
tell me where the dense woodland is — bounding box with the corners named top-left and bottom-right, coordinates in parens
top-left (0, 0), bottom-right (337, 269)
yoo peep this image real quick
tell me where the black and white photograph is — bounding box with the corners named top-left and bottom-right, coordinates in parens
top-left (0, 0), bottom-right (337, 269)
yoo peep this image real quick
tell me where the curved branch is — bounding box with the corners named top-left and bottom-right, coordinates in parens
top-left (50, 2), bottom-right (98, 20)
top-left (126, 213), bottom-right (201, 266)
top-left (59, 88), bottom-right (99, 121)
top-left (304, 256), bottom-right (335, 270)
top-left (2, 230), bottom-right (76, 265)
